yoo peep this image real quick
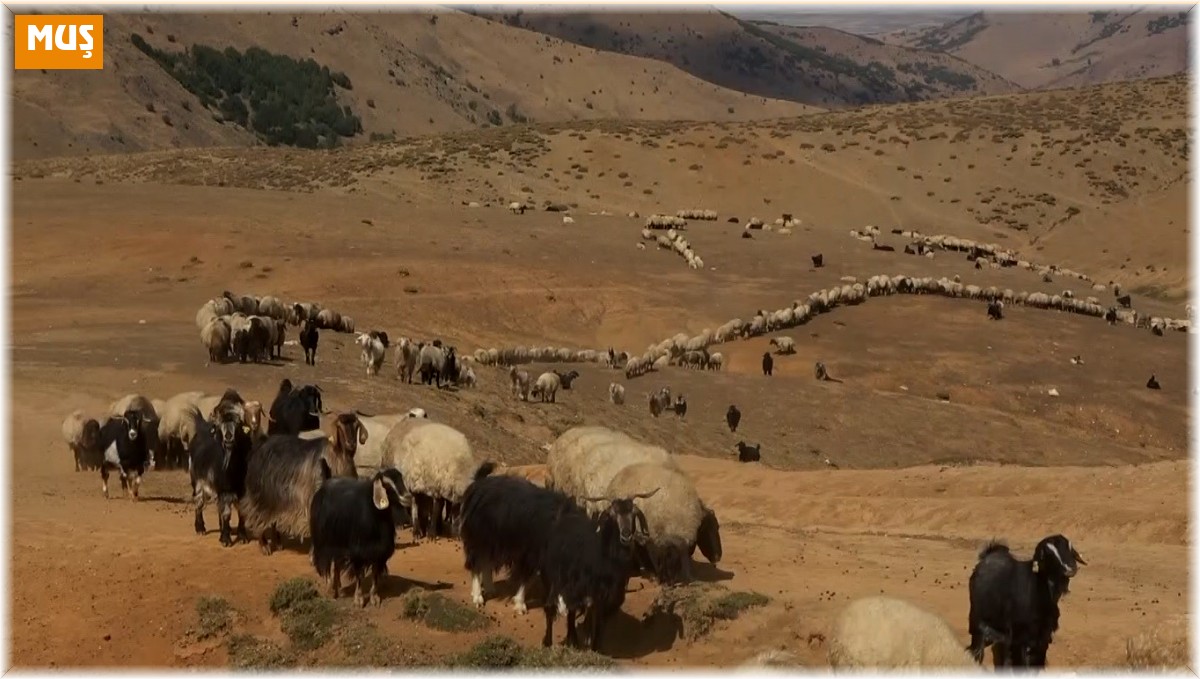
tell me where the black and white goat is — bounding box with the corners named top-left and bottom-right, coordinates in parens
top-left (97, 409), bottom-right (154, 500)
top-left (539, 488), bottom-right (658, 652)
top-left (966, 534), bottom-right (1087, 668)
top-left (188, 399), bottom-right (253, 546)
top-left (309, 461), bottom-right (412, 607)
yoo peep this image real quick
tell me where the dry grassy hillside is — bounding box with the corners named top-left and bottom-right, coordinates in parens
top-left (8, 8), bottom-right (809, 161)
top-left (479, 9), bottom-right (1019, 107)
top-left (8, 50), bottom-right (1190, 669)
top-left (890, 9), bottom-right (1189, 89)
top-left (19, 74), bottom-right (1188, 297)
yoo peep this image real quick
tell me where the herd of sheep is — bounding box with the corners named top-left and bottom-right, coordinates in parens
top-left (53, 203), bottom-right (1182, 668)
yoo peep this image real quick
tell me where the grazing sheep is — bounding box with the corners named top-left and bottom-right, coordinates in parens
top-left (356, 332), bottom-right (388, 376)
top-left (382, 422), bottom-right (495, 541)
top-left (726, 405), bottom-right (741, 433)
top-left (769, 336), bottom-right (796, 354)
top-left (544, 426), bottom-right (680, 518)
top-left (509, 367), bottom-right (531, 401)
top-left (530, 372), bottom-right (562, 403)
top-left (188, 403), bottom-right (253, 546)
top-left (648, 388), bottom-right (671, 417)
top-left (828, 595), bottom-right (977, 669)
top-left (309, 464), bottom-right (413, 606)
top-left (299, 318), bottom-right (319, 366)
top-left (967, 535), bottom-right (1086, 667)
top-left (201, 318), bottom-right (232, 365)
top-left (62, 410), bottom-right (102, 472)
top-left (239, 413), bottom-right (367, 555)
top-left (735, 441), bottom-right (760, 463)
top-left (604, 462), bottom-right (720, 584)
top-left (762, 352), bottom-right (774, 376)
top-left (608, 383), bottom-right (625, 405)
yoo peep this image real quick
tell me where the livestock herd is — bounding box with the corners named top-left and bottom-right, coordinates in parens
top-left (54, 214), bottom-right (1179, 668)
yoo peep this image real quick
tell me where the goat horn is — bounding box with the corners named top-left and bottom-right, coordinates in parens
top-left (631, 487), bottom-right (660, 500)
top-left (1072, 548), bottom-right (1087, 565)
top-left (355, 410), bottom-right (374, 418)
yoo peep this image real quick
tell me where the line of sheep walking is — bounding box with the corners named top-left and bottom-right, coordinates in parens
top-left (640, 227), bottom-right (705, 270)
top-left (196, 291), bottom-right (359, 365)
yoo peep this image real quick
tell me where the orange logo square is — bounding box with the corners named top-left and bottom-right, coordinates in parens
top-left (13, 14), bottom-right (104, 70)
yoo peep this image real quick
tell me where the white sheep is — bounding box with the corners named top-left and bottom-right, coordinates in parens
top-left (609, 382), bottom-right (626, 404)
top-left (769, 336), bottom-right (796, 355)
top-left (827, 595), bottom-right (978, 669)
top-left (382, 422), bottom-right (491, 542)
top-left (605, 461), bottom-right (721, 583)
top-left (562, 215), bottom-right (575, 224)
top-left (352, 408), bottom-right (430, 470)
top-left (457, 365), bottom-right (477, 388)
top-left (62, 410), bottom-right (102, 471)
top-left (156, 400), bottom-right (204, 469)
top-left (545, 425), bottom-right (681, 517)
top-left (508, 201), bottom-right (526, 214)
top-left (530, 371), bottom-right (561, 403)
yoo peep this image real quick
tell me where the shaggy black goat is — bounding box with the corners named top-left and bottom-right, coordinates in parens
top-left (188, 404), bottom-right (253, 546)
top-left (267, 380), bottom-right (325, 436)
top-left (459, 472), bottom-right (571, 615)
top-left (554, 370), bottom-right (581, 390)
top-left (762, 352), bottom-right (774, 377)
top-left (811, 253), bottom-right (824, 268)
top-left (240, 412), bottom-right (366, 555)
top-left (987, 300), bottom-right (1004, 320)
top-left (299, 317), bottom-right (319, 366)
top-left (966, 534), bottom-right (1087, 668)
top-left (734, 441), bottom-right (761, 463)
top-left (97, 409), bottom-right (154, 500)
top-left (310, 462), bottom-right (412, 606)
top-left (726, 405), bottom-right (741, 433)
top-left (539, 488), bottom-right (657, 652)
top-left (1117, 293), bottom-right (1132, 308)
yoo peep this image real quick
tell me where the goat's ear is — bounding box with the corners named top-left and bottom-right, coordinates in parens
top-left (372, 478), bottom-right (390, 510)
top-left (1031, 559), bottom-right (1040, 573)
top-left (357, 421), bottom-right (368, 445)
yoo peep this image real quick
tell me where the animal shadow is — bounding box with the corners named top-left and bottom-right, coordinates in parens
top-left (689, 561), bottom-right (735, 583)
top-left (598, 607), bottom-right (682, 658)
top-left (377, 574), bottom-right (453, 599)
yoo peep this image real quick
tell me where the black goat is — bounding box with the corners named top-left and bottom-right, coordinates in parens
top-left (310, 462), bottom-right (412, 606)
top-left (188, 404), bottom-right (253, 546)
top-left (673, 395), bottom-right (687, 418)
top-left (459, 472), bottom-right (570, 615)
top-left (987, 300), bottom-right (1004, 320)
top-left (97, 409), bottom-right (154, 500)
top-left (539, 488), bottom-right (657, 652)
top-left (267, 380), bottom-right (325, 436)
top-left (1147, 374), bottom-right (1161, 390)
top-left (725, 405), bottom-right (741, 433)
top-left (762, 352), bottom-right (774, 377)
top-left (1117, 293), bottom-right (1132, 308)
top-left (734, 441), bottom-right (761, 462)
top-left (811, 253), bottom-right (824, 268)
top-left (872, 243), bottom-right (896, 252)
top-left (966, 535), bottom-right (1087, 668)
top-left (554, 370), bottom-right (581, 390)
top-left (299, 318), bottom-right (319, 366)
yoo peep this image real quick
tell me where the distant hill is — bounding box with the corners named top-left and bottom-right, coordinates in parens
top-left (888, 9), bottom-right (1189, 89)
top-left (474, 9), bottom-right (1021, 108)
top-left (9, 9), bottom-right (809, 161)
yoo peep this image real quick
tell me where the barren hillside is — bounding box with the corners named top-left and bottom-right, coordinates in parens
top-left (7, 44), bottom-right (1190, 671)
top-left (7, 8), bottom-right (809, 161)
top-left (478, 9), bottom-right (1019, 107)
top-left (889, 9), bottom-right (1189, 89)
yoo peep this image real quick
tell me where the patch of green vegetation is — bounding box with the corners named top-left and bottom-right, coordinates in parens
top-left (267, 578), bottom-right (341, 651)
top-left (401, 590), bottom-right (492, 632)
top-left (191, 596), bottom-right (234, 641)
top-left (897, 61), bottom-right (977, 91)
top-left (334, 621), bottom-right (429, 667)
top-left (647, 582), bottom-right (770, 641)
top-left (1148, 13), bottom-right (1187, 35)
top-left (226, 633), bottom-right (296, 669)
top-left (912, 12), bottom-right (987, 52)
top-left (449, 635), bottom-right (615, 669)
top-left (129, 34), bottom-right (362, 148)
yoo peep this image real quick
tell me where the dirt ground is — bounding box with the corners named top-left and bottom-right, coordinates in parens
top-left (8, 166), bottom-right (1189, 668)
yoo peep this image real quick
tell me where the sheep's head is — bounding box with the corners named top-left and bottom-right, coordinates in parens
top-left (586, 488), bottom-right (659, 545)
top-left (1032, 534), bottom-right (1086, 588)
top-left (372, 467), bottom-right (414, 527)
